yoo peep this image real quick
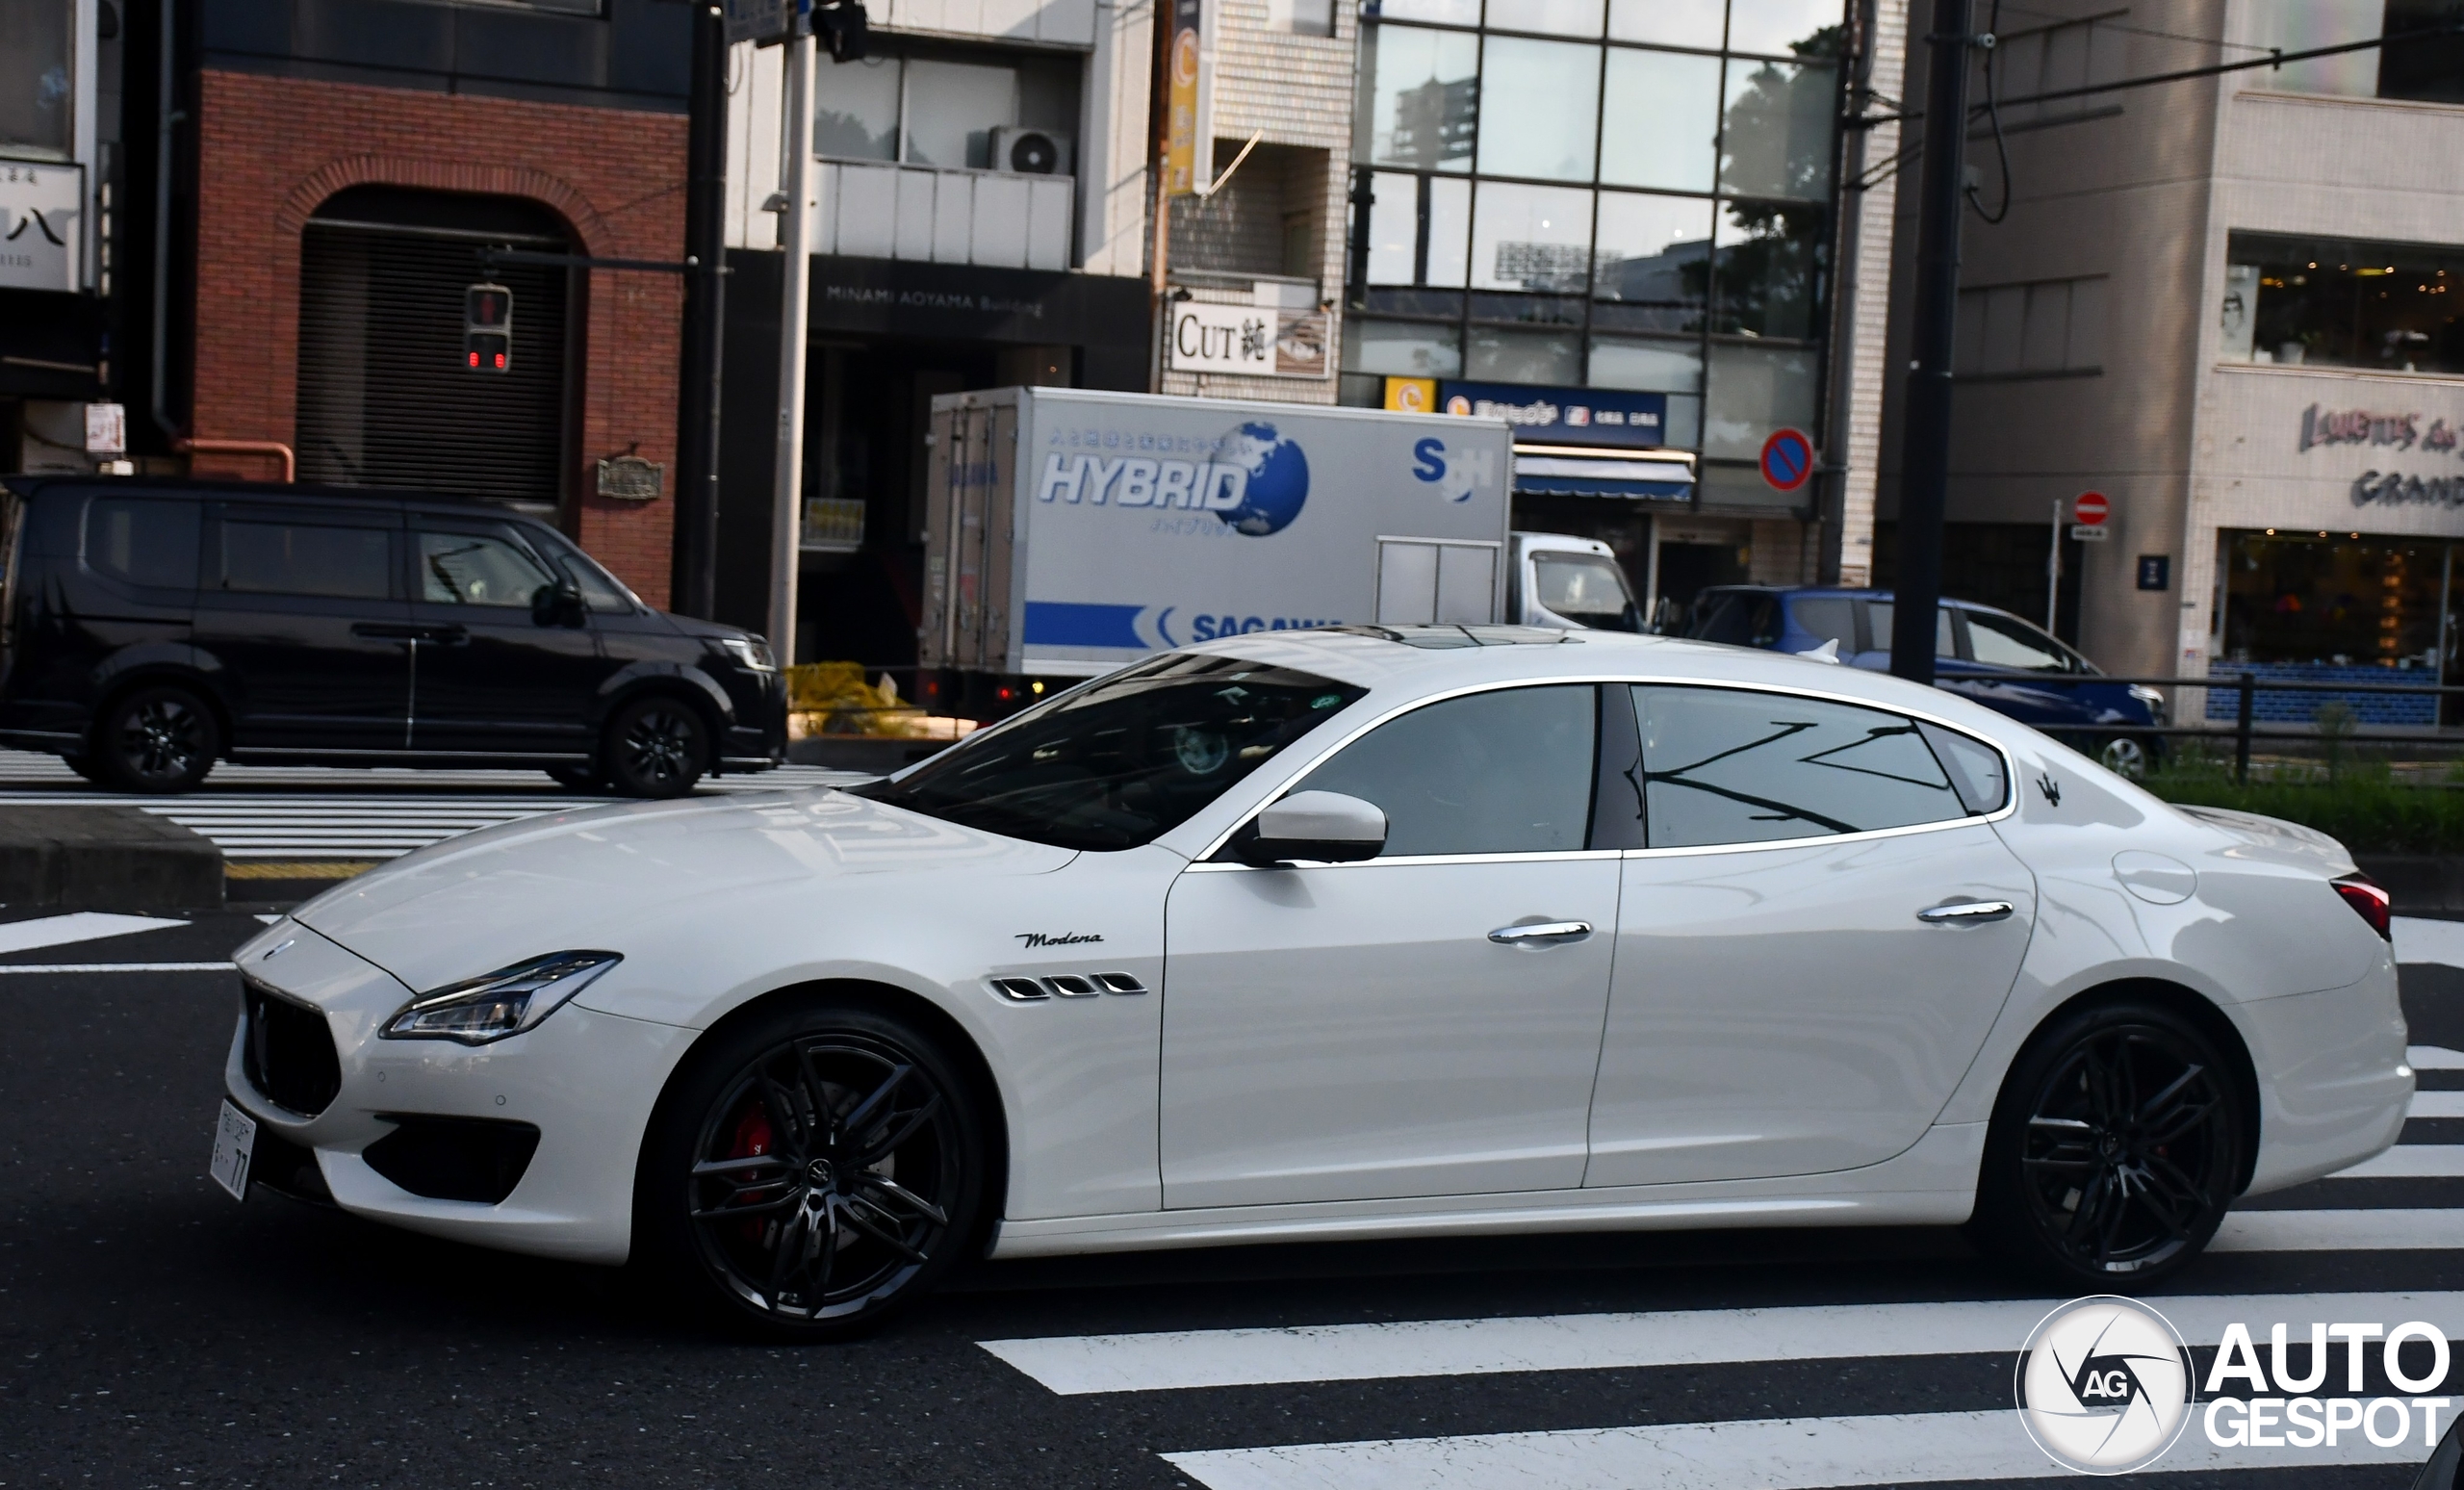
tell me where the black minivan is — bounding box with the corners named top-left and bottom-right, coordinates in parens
top-left (0, 476), bottom-right (785, 796)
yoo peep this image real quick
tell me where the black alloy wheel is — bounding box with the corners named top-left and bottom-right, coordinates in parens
top-left (603, 696), bottom-right (709, 798)
top-left (641, 1003), bottom-right (987, 1338)
top-left (94, 684), bottom-right (218, 793)
top-left (1972, 1002), bottom-right (2243, 1287)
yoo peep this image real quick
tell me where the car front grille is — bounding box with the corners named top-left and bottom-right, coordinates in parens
top-left (242, 978), bottom-right (342, 1118)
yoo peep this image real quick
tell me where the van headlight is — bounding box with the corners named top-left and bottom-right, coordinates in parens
top-left (2128, 683), bottom-right (2168, 725)
top-left (381, 952), bottom-right (622, 1045)
top-left (719, 636), bottom-right (777, 673)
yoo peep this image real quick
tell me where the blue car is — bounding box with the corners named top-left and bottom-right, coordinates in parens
top-left (1684, 586), bottom-right (2168, 776)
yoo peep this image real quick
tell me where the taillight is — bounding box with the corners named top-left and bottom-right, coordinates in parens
top-left (2333, 873), bottom-right (2392, 941)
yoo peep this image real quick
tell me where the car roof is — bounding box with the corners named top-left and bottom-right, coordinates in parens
top-left (1168, 624), bottom-right (2032, 742)
top-left (0, 475), bottom-right (551, 526)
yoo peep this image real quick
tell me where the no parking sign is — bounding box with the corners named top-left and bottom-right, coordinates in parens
top-left (1759, 428), bottom-right (1815, 493)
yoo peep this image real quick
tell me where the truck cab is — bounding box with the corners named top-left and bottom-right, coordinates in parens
top-left (1507, 532), bottom-right (1645, 632)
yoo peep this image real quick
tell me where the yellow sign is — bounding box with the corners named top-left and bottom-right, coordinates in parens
top-left (1383, 376), bottom-right (1437, 413)
top-left (1166, 0), bottom-right (1204, 195)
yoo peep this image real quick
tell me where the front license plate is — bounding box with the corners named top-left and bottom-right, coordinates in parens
top-left (209, 1100), bottom-right (256, 1202)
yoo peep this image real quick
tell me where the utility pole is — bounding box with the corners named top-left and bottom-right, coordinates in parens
top-left (769, 21), bottom-right (815, 664)
top-left (1888, 0), bottom-right (1971, 685)
top-left (676, 0), bottom-right (728, 621)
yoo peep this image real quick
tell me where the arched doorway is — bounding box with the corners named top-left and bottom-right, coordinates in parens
top-left (296, 186), bottom-right (574, 511)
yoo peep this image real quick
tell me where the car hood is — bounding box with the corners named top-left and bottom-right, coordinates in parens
top-left (286, 787), bottom-right (1073, 993)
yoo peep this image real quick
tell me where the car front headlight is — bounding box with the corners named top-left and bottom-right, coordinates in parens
top-left (719, 636), bottom-right (777, 673)
top-left (381, 951), bottom-right (622, 1045)
top-left (2128, 683), bottom-right (2168, 724)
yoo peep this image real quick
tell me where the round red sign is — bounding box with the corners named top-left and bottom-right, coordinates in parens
top-left (2075, 491), bottom-right (2110, 526)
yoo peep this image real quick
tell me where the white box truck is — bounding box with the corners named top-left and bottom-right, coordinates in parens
top-left (918, 387), bottom-right (1517, 702)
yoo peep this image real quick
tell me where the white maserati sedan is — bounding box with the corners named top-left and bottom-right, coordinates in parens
top-left (214, 625), bottom-right (2413, 1336)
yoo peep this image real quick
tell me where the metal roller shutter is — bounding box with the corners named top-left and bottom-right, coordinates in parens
top-left (296, 221), bottom-right (571, 507)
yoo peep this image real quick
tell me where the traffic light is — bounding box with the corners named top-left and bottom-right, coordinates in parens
top-left (464, 283), bottom-right (512, 372)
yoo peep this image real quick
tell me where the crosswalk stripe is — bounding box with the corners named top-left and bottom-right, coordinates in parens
top-left (979, 1290), bottom-right (2464, 1396)
top-left (2413, 1092), bottom-right (2464, 1118)
top-left (2335, 1144), bottom-right (2464, 1178)
top-left (2418, 1046), bottom-right (2464, 1071)
top-left (2212, 1208), bottom-right (2462, 1251)
top-left (2396, 914), bottom-right (2464, 968)
top-left (0, 912), bottom-right (184, 955)
top-left (1158, 1408), bottom-right (2427, 1490)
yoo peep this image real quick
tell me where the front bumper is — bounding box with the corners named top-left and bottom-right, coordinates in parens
top-left (221, 922), bottom-right (692, 1265)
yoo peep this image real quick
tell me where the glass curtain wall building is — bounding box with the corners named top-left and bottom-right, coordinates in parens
top-left (1342, 0), bottom-right (1845, 505)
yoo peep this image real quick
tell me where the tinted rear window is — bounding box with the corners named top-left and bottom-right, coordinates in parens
top-left (218, 520), bottom-right (397, 601)
top-left (86, 499), bottom-right (199, 589)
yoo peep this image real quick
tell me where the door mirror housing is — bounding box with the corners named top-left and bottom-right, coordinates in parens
top-left (532, 582), bottom-right (585, 628)
top-left (1236, 790), bottom-right (1387, 865)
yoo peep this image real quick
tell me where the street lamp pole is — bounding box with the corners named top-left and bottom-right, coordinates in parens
top-left (1889, 0), bottom-right (1973, 686)
top-left (769, 23), bottom-right (815, 665)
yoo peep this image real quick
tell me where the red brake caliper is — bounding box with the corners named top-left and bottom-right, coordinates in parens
top-left (730, 1104), bottom-right (776, 1245)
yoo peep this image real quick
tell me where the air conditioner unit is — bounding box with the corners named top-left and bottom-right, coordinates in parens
top-left (990, 128), bottom-right (1074, 176)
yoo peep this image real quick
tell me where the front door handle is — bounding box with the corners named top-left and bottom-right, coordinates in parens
top-left (351, 622), bottom-right (421, 640)
top-left (1488, 920), bottom-right (1593, 946)
top-left (1917, 900), bottom-right (2015, 925)
top-left (418, 624), bottom-right (469, 645)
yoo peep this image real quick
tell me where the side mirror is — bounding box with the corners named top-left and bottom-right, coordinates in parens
top-left (532, 582), bottom-right (584, 628)
top-left (1236, 790), bottom-right (1387, 866)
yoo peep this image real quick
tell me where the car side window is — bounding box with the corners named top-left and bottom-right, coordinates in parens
top-left (1789, 597), bottom-right (1856, 651)
top-left (1631, 685), bottom-right (1969, 849)
top-left (1291, 684), bottom-right (1597, 857)
top-left (1965, 609), bottom-right (2074, 672)
top-left (1864, 600), bottom-right (1955, 658)
top-left (418, 529), bottom-right (556, 608)
top-left (218, 518), bottom-right (396, 600)
top-left (1918, 721), bottom-right (2010, 813)
top-left (85, 498), bottom-right (199, 590)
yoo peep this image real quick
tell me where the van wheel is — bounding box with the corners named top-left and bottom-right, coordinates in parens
top-left (1969, 1001), bottom-right (2243, 1289)
top-left (93, 684), bottom-right (218, 793)
top-left (603, 696), bottom-right (709, 798)
top-left (634, 999), bottom-right (989, 1339)
top-left (2097, 736), bottom-right (2151, 778)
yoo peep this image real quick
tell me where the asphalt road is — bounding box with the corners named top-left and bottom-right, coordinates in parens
top-left (2, 909), bottom-right (2458, 1489)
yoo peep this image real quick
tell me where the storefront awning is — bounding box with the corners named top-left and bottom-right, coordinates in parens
top-left (1512, 445), bottom-right (1695, 501)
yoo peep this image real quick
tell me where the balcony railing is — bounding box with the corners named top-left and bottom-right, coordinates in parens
top-left (814, 161), bottom-right (1073, 272)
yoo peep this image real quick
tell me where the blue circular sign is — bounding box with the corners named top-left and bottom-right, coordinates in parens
top-left (1759, 427), bottom-right (1815, 493)
top-left (1219, 422), bottom-right (1311, 536)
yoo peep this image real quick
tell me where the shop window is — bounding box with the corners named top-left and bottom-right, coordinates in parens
top-left (1484, 0), bottom-right (1604, 39)
top-left (814, 51), bottom-right (1080, 172)
top-left (1359, 26), bottom-right (1479, 172)
top-left (1586, 336), bottom-right (1701, 444)
top-left (2222, 531), bottom-right (2448, 670)
top-left (0, 0), bottom-right (72, 158)
top-left (1600, 49), bottom-right (1723, 193)
top-left (1719, 55), bottom-right (1835, 200)
top-left (1476, 37), bottom-right (1601, 181)
top-left (814, 57), bottom-right (902, 161)
top-left (1365, 171), bottom-right (1419, 284)
top-left (1954, 275), bottom-right (2105, 376)
top-left (2244, 0), bottom-right (2464, 107)
top-left (1472, 181), bottom-right (1593, 292)
top-left (1592, 192), bottom-right (1710, 331)
top-left (1712, 199), bottom-right (1824, 340)
top-left (1704, 343), bottom-right (1818, 459)
top-left (2224, 232), bottom-right (2464, 376)
top-left (1344, 318), bottom-right (1465, 377)
top-left (1468, 325), bottom-right (1581, 382)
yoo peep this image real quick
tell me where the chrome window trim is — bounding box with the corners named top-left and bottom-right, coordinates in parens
top-left (1189, 671), bottom-right (2018, 863)
top-left (1186, 848), bottom-right (1624, 873)
top-left (1619, 812), bottom-right (2006, 861)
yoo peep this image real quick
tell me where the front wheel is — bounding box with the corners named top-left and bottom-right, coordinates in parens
top-left (602, 696), bottom-right (709, 798)
top-left (92, 684), bottom-right (219, 793)
top-left (636, 1000), bottom-right (989, 1338)
top-left (2096, 735), bottom-right (2152, 778)
top-left (1970, 1002), bottom-right (2244, 1289)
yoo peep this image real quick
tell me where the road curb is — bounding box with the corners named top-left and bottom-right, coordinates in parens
top-left (0, 805), bottom-right (223, 912)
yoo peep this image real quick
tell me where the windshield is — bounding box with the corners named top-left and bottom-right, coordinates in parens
top-left (1532, 553), bottom-right (1643, 631)
top-left (852, 654), bottom-right (1367, 851)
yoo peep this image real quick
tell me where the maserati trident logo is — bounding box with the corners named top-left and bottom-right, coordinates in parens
top-left (1015, 932), bottom-right (1104, 948)
top-left (2016, 1296), bottom-right (2194, 1474)
top-left (2038, 772), bottom-right (2063, 807)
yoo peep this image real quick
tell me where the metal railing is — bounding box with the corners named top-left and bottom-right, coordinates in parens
top-left (1990, 672), bottom-right (2464, 783)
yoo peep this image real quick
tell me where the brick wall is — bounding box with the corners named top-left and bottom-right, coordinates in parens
top-left (191, 69), bottom-right (687, 606)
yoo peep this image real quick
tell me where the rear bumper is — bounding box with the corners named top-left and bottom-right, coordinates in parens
top-left (2238, 960), bottom-right (2415, 1194)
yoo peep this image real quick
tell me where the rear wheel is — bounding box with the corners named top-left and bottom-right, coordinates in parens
top-left (92, 684), bottom-right (218, 793)
top-left (602, 696), bottom-right (709, 798)
top-left (636, 1000), bottom-right (988, 1339)
top-left (1970, 1001), bottom-right (2243, 1288)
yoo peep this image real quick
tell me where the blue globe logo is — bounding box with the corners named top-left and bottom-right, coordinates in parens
top-left (1219, 423), bottom-right (1309, 536)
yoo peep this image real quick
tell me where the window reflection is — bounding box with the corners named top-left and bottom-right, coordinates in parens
top-left (1606, 0), bottom-right (1723, 48)
top-left (1719, 57), bottom-right (1835, 199)
top-left (1632, 685), bottom-right (1964, 849)
top-left (1363, 26), bottom-right (1480, 171)
top-left (1704, 343), bottom-right (1819, 458)
top-left (2227, 232), bottom-right (2464, 376)
top-left (1485, 0), bottom-right (1605, 38)
top-left (1601, 48), bottom-right (1723, 193)
top-left (1593, 192), bottom-right (1711, 328)
top-left (1713, 199), bottom-right (1824, 338)
top-left (1472, 180), bottom-right (1595, 292)
top-left (1725, 0), bottom-right (1846, 58)
top-left (813, 57), bottom-right (902, 161)
top-left (1476, 36), bottom-right (1601, 181)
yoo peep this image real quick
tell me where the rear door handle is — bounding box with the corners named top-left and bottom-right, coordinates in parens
top-left (418, 624), bottom-right (469, 645)
top-left (351, 623), bottom-right (421, 639)
top-left (1488, 920), bottom-right (1593, 946)
top-left (1917, 900), bottom-right (2015, 924)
